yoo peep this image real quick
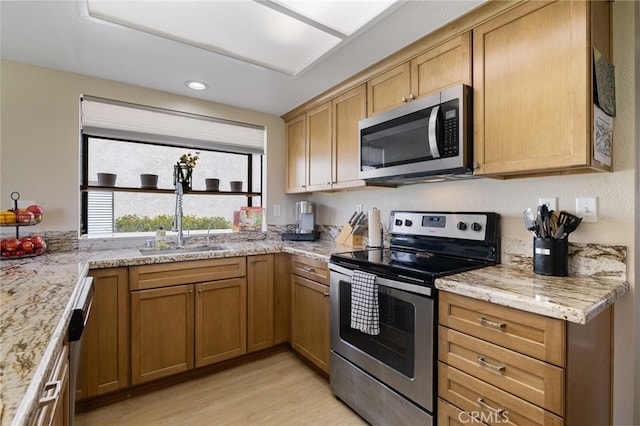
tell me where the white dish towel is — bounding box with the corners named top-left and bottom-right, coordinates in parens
top-left (350, 270), bottom-right (380, 335)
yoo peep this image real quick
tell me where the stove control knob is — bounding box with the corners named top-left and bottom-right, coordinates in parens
top-left (457, 222), bottom-right (467, 231)
top-left (395, 219), bottom-right (403, 226)
top-left (471, 222), bottom-right (482, 232)
top-left (404, 219), bottom-right (413, 227)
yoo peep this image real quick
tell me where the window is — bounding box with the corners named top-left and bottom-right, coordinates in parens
top-left (79, 96), bottom-right (264, 236)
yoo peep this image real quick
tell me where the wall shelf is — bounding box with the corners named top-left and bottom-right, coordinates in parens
top-left (80, 185), bottom-right (261, 197)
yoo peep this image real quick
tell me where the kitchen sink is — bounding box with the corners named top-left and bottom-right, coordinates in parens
top-left (139, 245), bottom-right (228, 255)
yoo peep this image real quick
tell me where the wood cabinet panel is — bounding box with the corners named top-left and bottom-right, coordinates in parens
top-left (273, 253), bottom-right (291, 345)
top-left (439, 326), bottom-right (565, 416)
top-left (472, 1), bottom-right (606, 177)
top-left (247, 255), bottom-right (274, 352)
top-left (437, 397), bottom-right (486, 426)
top-left (439, 292), bottom-right (565, 366)
top-left (332, 84), bottom-right (367, 190)
top-left (367, 62), bottom-right (411, 116)
top-left (411, 32), bottom-right (472, 99)
top-left (285, 114), bottom-right (307, 193)
top-left (32, 339), bottom-right (69, 426)
top-left (291, 274), bottom-right (330, 374)
top-left (77, 267), bottom-right (129, 400)
top-left (131, 285), bottom-right (194, 384)
top-left (306, 102), bottom-right (333, 191)
top-left (129, 257), bottom-right (246, 290)
top-left (290, 255), bottom-right (329, 285)
top-left (195, 278), bottom-right (247, 366)
top-left (439, 362), bottom-right (564, 426)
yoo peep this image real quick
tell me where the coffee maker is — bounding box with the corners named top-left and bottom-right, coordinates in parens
top-left (281, 201), bottom-right (320, 241)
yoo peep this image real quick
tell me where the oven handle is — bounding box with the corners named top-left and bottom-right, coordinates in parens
top-left (329, 263), bottom-right (432, 297)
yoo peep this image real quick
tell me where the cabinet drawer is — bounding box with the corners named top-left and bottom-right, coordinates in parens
top-left (438, 398), bottom-right (488, 426)
top-left (439, 326), bottom-right (564, 416)
top-left (439, 292), bottom-right (565, 366)
top-left (290, 255), bottom-right (329, 285)
top-left (129, 257), bottom-right (246, 290)
top-left (439, 362), bottom-right (564, 426)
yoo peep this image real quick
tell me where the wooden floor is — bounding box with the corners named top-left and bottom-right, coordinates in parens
top-left (75, 351), bottom-right (368, 425)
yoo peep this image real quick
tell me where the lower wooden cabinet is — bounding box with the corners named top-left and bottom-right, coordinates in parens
top-left (31, 337), bottom-right (69, 426)
top-left (131, 278), bottom-right (248, 384)
top-left (195, 278), bottom-right (247, 366)
top-left (247, 254), bottom-right (274, 352)
top-left (291, 259), bottom-right (330, 374)
top-left (77, 267), bottom-right (129, 400)
top-left (439, 291), bottom-right (612, 425)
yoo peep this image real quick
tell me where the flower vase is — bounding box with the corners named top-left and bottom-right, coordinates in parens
top-left (174, 163), bottom-right (193, 192)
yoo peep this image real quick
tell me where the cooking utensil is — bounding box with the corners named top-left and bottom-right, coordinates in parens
top-left (348, 211), bottom-right (358, 226)
top-left (557, 211), bottom-right (582, 235)
top-left (523, 209), bottom-right (538, 237)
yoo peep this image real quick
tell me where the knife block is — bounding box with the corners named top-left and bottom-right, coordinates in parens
top-left (336, 223), bottom-right (362, 247)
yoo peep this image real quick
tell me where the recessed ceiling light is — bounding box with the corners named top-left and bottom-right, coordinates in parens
top-left (185, 80), bottom-right (209, 91)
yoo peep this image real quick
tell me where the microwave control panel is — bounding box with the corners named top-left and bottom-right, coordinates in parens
top-left (441, 99), bottom-right (459, 158)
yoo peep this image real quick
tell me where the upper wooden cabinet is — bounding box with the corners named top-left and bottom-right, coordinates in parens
top-left (285, 114), bottom-right (306, 193)
top-left (285, 85), bottom-right (366, 194)
top-left (367, 32), bottom-right (472, 116)
top-left (473, 1), bottom-right (611, 177)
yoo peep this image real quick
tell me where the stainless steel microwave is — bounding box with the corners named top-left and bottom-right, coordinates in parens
top-left (359, 84), bottom-right (472, 184)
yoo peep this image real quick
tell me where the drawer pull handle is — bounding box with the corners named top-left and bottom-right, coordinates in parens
top-left (323, 292), bottom-right (330, 298)
top-left (303, 266), bottom-right (316, 272)
top-left (39, 380), bottom-right (62, 407)
top-left (476, 356), bottom-right (505, 373)
top-left (476, 397), bottom-right (506, 416)
top-left (477, 316), bottom-right (506, 329)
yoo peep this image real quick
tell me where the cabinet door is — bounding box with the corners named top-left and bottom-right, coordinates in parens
top-left (273, 253), bottom-right (291, 345)
top-left (291, 275), bottom-right (330, 374)
top-left (306, 102), bottom-right (333, 191)
top-left (131, 285), bottom-right (194, 384)
top-left (473, 1), bottom-right (592, 176)
top-left (367, 62), bottom-right (411, 116)
top-left (285, 114), bottom-right (307, 193)
top-left (195, 278), bottom-right (247, 367)
top-left (77, 267), bottom-right (129, 400)
top-left (411, 32), bottom-right (471, 98)
top-left (247, 255), bottom-right (274, 352)
top-left (332, 84), bottom-right (367, 190)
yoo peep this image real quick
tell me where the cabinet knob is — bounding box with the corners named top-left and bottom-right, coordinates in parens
top-left (326, 180), bottom-right (331, 185)
top-left (408, 93), bottom-right (415, 101)
top-left (323, 292), bottom-right (330, 298)
top-left (401, 96), bottom-right (407, 103)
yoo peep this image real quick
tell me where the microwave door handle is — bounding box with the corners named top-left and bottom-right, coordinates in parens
top-left (428, 105), bottom-right (441, 159)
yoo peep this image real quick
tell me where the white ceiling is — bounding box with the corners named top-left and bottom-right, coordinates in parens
top-left (0, 1), bottom-right (484, 116)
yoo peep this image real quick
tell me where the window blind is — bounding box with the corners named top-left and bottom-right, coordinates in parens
top-left (81, 96), bottom-right (265, 154)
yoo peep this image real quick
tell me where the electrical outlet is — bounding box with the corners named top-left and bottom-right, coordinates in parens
top-left (538, 197), bottom-right (557, 211)
top-left (576, 197), bottom-right (598, 222)
top-left (273, 204), bottom-right (281, 217)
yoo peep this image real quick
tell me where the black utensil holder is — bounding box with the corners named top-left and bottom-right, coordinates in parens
top-left (533, 237), bottom-right (568, 276)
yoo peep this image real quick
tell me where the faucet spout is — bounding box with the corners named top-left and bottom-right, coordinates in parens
top-left (173, 182), bottom-right (184, 247)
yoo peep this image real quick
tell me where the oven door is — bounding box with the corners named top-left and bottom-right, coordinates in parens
top-left (329, 263), bottom-right (434, 412)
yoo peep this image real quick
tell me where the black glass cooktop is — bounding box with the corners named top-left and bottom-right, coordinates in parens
top-left (330, 247), bottom-right (490, 284)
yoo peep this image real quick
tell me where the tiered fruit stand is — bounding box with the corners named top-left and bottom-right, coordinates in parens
top-left (0, 192), bottom-right (47, 259)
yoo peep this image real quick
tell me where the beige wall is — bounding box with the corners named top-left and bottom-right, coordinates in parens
top-left (0, 60), bottom-right (291, 230)
top-left (0, 1), bottom-right (636, 422)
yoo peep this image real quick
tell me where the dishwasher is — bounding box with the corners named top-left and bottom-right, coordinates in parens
top-left (67, 277), bottom-right (94, 425)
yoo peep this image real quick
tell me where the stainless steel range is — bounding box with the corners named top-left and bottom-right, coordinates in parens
top-left (329, 211), bottom-right (500, 425)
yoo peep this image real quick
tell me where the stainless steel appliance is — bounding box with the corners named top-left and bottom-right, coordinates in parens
top-left (282, 201), bottom-right (320, 241)
top-left (68, 277), bottom-right (94, 426)
top-left (329, 211), bottom-right (500, 425)
top-left (359, 85), bottom-right (472, 184)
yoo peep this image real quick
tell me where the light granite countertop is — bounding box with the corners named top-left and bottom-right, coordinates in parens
top-left (0, 238), bottom-right (628, 426)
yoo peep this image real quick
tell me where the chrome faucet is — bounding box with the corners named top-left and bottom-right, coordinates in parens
top-left (172, 182), bottom-right (184, 247)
